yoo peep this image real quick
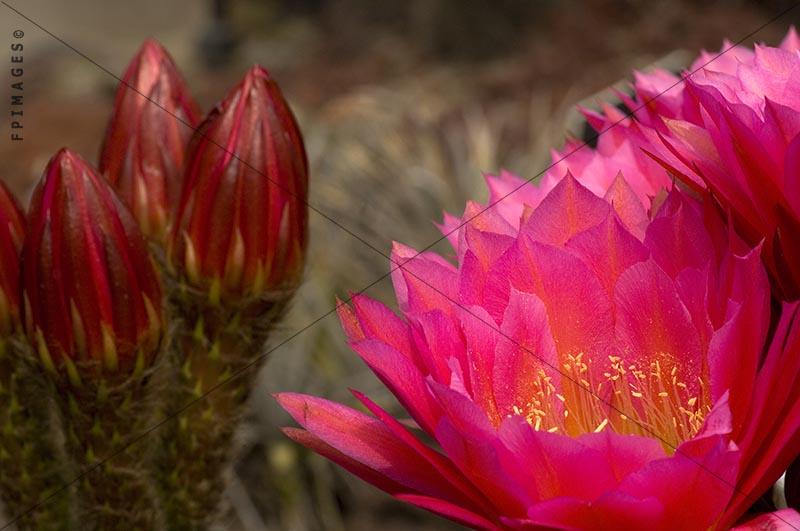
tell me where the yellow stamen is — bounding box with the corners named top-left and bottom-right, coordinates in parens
top-left (511, 351), bottom-right (710, 453)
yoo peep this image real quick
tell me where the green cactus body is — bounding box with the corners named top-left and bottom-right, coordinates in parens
top-left (0, 337), bottom-right (70, 531)
top-left (158, 284), bottom-right (290, 530)
top-left (54, 357), bottom-right (163, 531)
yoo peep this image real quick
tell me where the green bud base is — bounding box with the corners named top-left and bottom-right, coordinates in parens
top-left (157, 284), bottom-right (291, 530)
top-left (54, 356), bottom-right (164, 531)
top-left (0, 338), bottom-right (70, 530)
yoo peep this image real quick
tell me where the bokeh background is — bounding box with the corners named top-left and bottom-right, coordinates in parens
top-left (0, 1), bottom-right (797, 529)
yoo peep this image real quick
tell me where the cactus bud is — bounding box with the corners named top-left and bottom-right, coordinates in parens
top-left (99, 39), bottom-right (201, 241)
top-left (22, 149), bottom-right (163, 383)
top-left (0, 182), bottom-right (24, 336)
top-left (168, 65), bottom-right (308, 303)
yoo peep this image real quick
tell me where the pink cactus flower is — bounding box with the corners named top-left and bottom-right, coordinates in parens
top-left (620, 28), bottom-right (800, 300)
top-left (278, 173), bottom-right (800, 529)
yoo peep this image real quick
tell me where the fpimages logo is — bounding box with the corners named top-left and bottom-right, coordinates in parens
top-left (9, 29), bottom-right (23, 141)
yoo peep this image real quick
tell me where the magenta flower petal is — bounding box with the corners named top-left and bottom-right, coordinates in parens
top-left (282, 427), bottom-right (408, 495)
top-left (351, 390), bottom-right (495, 513)
top-left (565, 214), bottom-right (649, 297)
top-left (603, 173), bottom-right (650, 238)
top-left (724, 303), bottom-right (800, 523)
top-left (732, 509), bottom-right (800, 530)
top-left (500, 237), bottom-right (615, 366)
top-left (576, 430), bottom-right (667, 482)
top-left (519, 492), bottom-right (664, 530)
top-left (522, 173), bottom-right (610, 246)
top-left (615, 400), bottom-right (739, 530)
top-left (496, 418), bottom-right (624, 501)
top-left (395, 494), bottom-right (499, 530)
top-left (492, 289), bottom-right (558, 421)
top-left (616, 440), bottom-right (738, 531)
top-left (428, 382), bottom-right (529, 515)
top-left (457, 305), bottom-right (502, 419)
top-left (643, 191), bottom-right (716, 277)
top-left (348, 339), bottom-right (442, 434)
top-left (345, 294), bottom-right (414, 359)
top-left (390, 242), bottom-right (458, 315)
top-left (276, 392), bottom-right (468, 502)
top-left (614, 259), bottom-right (703, 389)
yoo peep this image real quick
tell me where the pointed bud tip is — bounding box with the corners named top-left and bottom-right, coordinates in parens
top-left (52, 146), bottom-right (80, 165)
top-left (127, 38), bottom-right (172, 78)
top-left (245, 64), bottom-right (272, 82)
top-left (140, 37), bottom-right (167, 56)
top-left (42, 148), bottom-right (94, 190)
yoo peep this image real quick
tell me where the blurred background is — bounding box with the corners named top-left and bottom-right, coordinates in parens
top-left (0, 1), bottom-right (797, 529)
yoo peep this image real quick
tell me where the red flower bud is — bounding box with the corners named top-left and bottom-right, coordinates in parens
top-left (0, 181), bottom-right (25, 336)
top-left (168, 65), bottom-right (308, 302)
top-left (22, 149), bottom-right (164, 383)
top-left (99, 39), bottom-right (201, 241)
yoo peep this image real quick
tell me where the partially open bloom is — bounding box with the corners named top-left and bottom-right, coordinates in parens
top-left (22, 149), bottom-right (163, 383)
top-left (99, 39), bottom-right (201, 241)
top-left (619, 28), bottom-right (800, 299)
top-left (279, 173), bottom-right (800, 529)
top-left (168, 65), bottom-right (308, 302)
top-left (0, 182), bottom-right (24, 336)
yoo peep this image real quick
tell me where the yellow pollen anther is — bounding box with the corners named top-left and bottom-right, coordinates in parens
top-left (594, 419), bottom-right (609, 432)
top-left (513, 351), bottom-right (710, 453)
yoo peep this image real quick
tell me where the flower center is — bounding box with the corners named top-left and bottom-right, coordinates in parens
top-left (512, 352), bottom-right (710, 452)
